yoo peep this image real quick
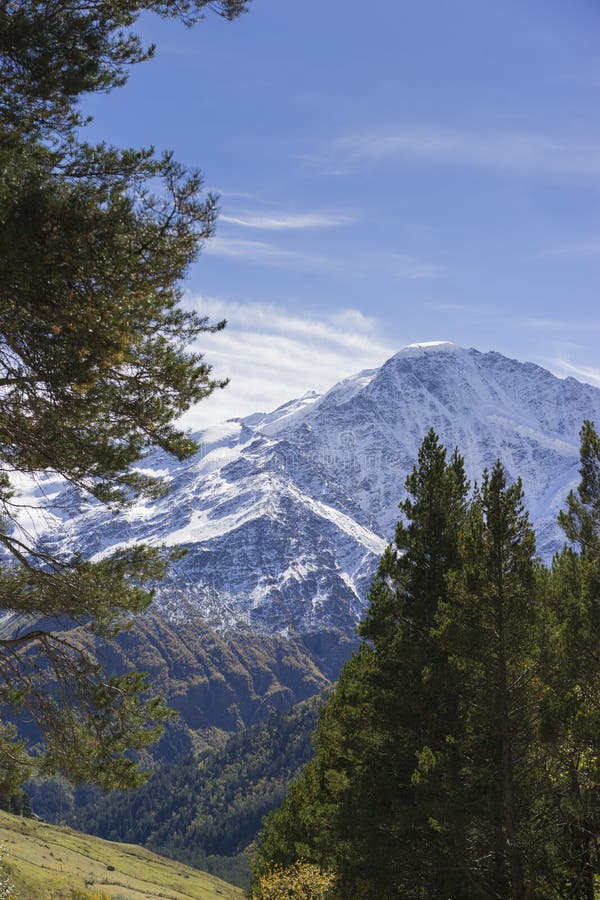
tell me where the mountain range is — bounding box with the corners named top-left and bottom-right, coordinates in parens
top-left (28, 341), bottom-right (600, 639)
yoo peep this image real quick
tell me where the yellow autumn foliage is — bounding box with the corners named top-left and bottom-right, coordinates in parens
top-left (252, 860), bottom-right (337, 899)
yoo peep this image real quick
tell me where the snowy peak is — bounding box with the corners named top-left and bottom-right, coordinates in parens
top-left (237, 390), bottom-right (322, 431)
top-left (391, 340), bottom-right (463, 358)
top-left (30, 345), bottom-right (600, 636)
top-left (245, 343), bottom-right (600, 558)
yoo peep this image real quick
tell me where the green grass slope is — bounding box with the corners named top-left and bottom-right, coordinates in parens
top-left (0, 809), bottom-right (243, 900)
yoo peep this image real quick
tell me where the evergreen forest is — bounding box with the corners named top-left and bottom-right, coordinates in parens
top-left (251, 424), bottom-right (600, 899)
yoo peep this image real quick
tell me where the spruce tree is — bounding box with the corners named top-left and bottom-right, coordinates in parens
top-left (0, 0), bottom-right (248, 788)
top-left (254, 430), bottom-right (470, 898)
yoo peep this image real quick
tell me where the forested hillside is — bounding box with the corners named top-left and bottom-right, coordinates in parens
top-left (29, 694), bottom-right (323, 888)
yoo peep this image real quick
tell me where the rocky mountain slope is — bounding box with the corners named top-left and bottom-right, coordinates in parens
top-left (21, 342), bottom-right (600, 637)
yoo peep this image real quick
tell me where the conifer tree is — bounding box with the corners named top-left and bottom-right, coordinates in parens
top-left (255, 430), bottom-right (600, 899)
top-left (349, 429), bottom-right (470, 896)
top-left (435, 462), bottom-right (543, 897)
top-left (254, 430), bottom-right (470, 898)
top-left (540, 421), bottom-right (600, 898)
top-left (0, 0), bottom-right (248, 788)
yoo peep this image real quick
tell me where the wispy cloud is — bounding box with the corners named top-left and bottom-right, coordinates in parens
top-left (204, 236), bottom-right (326, 271)
top-left (220, 211), bottom-right (353, 230)
top-left (210, 188), bottom-right (266, 203)
top-left (552, 358), bottom-right (600, 387)
top-left (179, 297), bottom-right (397, 427)
top-left (306, 125), bottom-right (600, 177)
top-left (204, 235), bottom-right (442, 280)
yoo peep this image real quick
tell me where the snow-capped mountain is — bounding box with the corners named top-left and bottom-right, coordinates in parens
top-left (28, 342), bottom-right (600, 635)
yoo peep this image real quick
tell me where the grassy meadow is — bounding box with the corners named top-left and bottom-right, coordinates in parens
top-left (0, 810), bottom-right (243, 900)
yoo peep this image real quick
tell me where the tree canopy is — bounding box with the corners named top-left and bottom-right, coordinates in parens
top-left (0, 0), bottom-right (248, 791)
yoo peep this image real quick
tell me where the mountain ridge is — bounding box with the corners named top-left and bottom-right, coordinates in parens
top-left (16, 343), bottom-right (600, 636)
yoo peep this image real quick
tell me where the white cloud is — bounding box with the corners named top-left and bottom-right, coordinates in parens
top-left (307, 126), bottom-right (600, 177)
top-left (220, 211), bottom-right (352, 230)
top-left (550, 358), bottom-right (600, 387)
top-left (178, 296), bottom-right (397, 428)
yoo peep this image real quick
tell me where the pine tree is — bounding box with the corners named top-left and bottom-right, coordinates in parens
top-left (348, 429), bottom-right (470, 897)
top-left (254, 430), bottom-right (470, 898)
top-left (0, 0), bottom-right (248, 789)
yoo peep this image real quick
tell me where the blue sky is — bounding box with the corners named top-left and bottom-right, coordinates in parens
top-left (82, 0), bottom-right (600, 425)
